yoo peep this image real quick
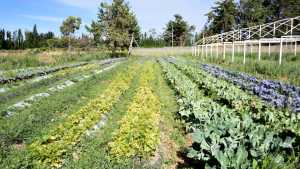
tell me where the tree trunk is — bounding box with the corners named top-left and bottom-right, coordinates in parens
top-left (68, 35), bottom-right (71, 52)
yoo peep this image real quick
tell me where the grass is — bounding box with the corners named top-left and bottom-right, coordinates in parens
top-left (150, 61), bottom-right (185, 168)
top-left (185, 52), bottom-right (300, 87)
top-left (132, 47), bottom-right (192, 57)
top-left (0, 50), bottom-right (112, 70)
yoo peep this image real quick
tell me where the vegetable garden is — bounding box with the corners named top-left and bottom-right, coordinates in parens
top-left (0, 56), bottom-right (299, 169)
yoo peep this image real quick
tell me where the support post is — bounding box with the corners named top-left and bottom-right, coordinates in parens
top-left (216, 43), bottom-right (219, 58)
top-left (295, 41), bottom-right (297, 56)
top-left (273, 22), bottom-right (276, 37)
top-left (243, 42), bottom-right (246, 64)
top-left (232, 42), bottom-right (235, 62)
top-left (192, 46), bottom-right (196, 56)
top-left (279, 38), bottom-right (283, 65)
top-left (205, 44), bottom-right (208, 59)
top-left (259, 25), bottom-right (262, 37)
top-left (201, 45), bottom-right (204, 58)
top-left (258, 40), bottom-right (261, 61)
top-left (291, 18), bottom-right (294, 35)
top-left (210, 44), bottom-right (213, 58)
top-left (250, 44), bottom-right (253, 55)
top-left (223, 43), bottom-right (226, 59)
top-left (268, 43), bottom-right (271, 57)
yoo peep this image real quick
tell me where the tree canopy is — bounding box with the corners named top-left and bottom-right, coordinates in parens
top-left (60, 16), bottom-right (82, 50)
top-left (163, 14), bottom-right (195, 46)
top-left (86, 0), bottom-right (140, 52)
top-left (200, 0), bottom-right (300, 37)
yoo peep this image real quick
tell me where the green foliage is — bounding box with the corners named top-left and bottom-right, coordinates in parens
top-left (28, 64), bottom-right (137, 168)
top-left (60, 16), bottom-right (81, 37)
top-left (60, 16), bottom-right (82, 51)
top-left (91, 0), bottom-right (140, 52)
top-left (238, 0), bottom-right (268, 27)
top-left (139, 29), bottom-right (166, 48)
top-left (109, 62), bottom-right (160, 161)
top-left (204, 0), bottom-right (237, 35)
top-left (159, 59), bottom-right (299, 168)
top-left (85, 21), bottom-right (102, 45)
top-left (163, 14), bottom-right (195, 46)
top-left (0, 25), bottom-right (54, 50)
top-left (201, 0), bottom-right (300, 36)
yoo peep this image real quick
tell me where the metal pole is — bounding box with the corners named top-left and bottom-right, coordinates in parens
top-left (201, 45), bottom-right (204, 58)
top-left (223, 43), bottom-right (226, 59)
top-left (295, 41), bottom-right (297, 56)
top-left (258, 40), bottom-right (261, 61)
top-left (291, 18), bottom-right (294, 35)
top-left (279, 38), bottom-right (283, 65)
top-left (273, 22), bottom-right (276, 37)
top-left (232, 42), bottom-right (235, 62)
top-left (250, 44), bottom-right (253, 55)
top-left (259, 25), bottom-right (262, 38)
top-left (268, 43), bottom-right (271, 57)
top-left (192, 46), bottom-right (196, 56)
top-left (205, 44), bottom-right (208, 58)
top-left (243, 42), bottom-right (246, 64)
top-left (210, 44), bottom-right (213, 58)
top-left (216, 43), bottom-right (219, 58)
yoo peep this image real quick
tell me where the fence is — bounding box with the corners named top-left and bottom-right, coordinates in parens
top-left (193, 16), bottom-right (300, 65)
top-left (132, 47), bottom-right (192, 57)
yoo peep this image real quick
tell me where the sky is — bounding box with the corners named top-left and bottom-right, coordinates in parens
top-left (0, 0), bottom-right (215, 36)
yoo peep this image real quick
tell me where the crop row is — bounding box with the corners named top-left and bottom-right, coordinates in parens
top-left (200, 63), bottom-right (300, 112)
top-left (1, 62), bottom-right (123, 117)
top-left (109, 62), bottom-right (161, 162)
top-left (170, 58), bottom-right (299, 133)
top-left (0, 63), bottom-right (97, 96)
top-left (159, 59), bottom-right (299, 168)
top-left (0, 58), bottom-right (125, 84)
top-left (28, 64), bottom-right (138, 168)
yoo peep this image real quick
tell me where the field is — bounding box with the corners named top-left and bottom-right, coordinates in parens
top-left (0, 50), bottom-right (299, 169)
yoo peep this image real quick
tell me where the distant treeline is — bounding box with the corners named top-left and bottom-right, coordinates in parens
top-left (0, 25), bottom-right (55, 50)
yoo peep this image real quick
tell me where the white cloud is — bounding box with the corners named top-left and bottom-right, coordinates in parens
top-left (56, 0), bottom-right (101, 9)
top-left (21, 14), bottom-right (63, 23)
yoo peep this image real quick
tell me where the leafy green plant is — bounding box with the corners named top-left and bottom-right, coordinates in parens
top-left (109, 62), bottom-right (161, 162)
top-left (28, 64), bottom-right (139, 168)
top-left (159, 59), bottom-right (300, 168)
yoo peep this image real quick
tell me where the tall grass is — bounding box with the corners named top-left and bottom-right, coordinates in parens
top-left (0, 49), bottom-right (115, 70)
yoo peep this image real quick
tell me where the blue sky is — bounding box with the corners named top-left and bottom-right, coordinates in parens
top-left (0, 0), bottom-right (215, 36)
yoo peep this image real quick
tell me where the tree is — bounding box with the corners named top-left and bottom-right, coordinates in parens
top-left (95, 0), bottom-right (140, 52)
top-left (25, 31), bottom-right (34, 48)
top-left (85, 20), bottom-right (102, 45)
top-left (163, 14), bottom-right (194, 46)
top-left (139, 29), bottom-right (166, 48)
top-left (204, 0), bottom-right (237, 35)
top-left (0, 29), bottom-right (5, 49)
top-left (17, 29), bottom-right (24, 49)
top-left (32, 24), bottom-right (39, 47)
top-left (6, 31), bottom-right (13, 49)
top-left (281, 0), bottom-right (300, 18)
top-left (238, 0), bottom-right (268, 27)
top-left (60, 16), bottom-right (82, 51)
